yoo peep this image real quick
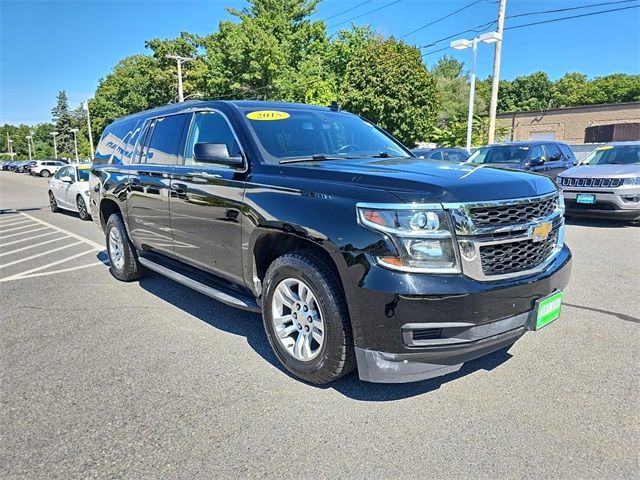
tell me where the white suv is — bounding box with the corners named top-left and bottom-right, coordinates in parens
top-left (30, 160), bottom-right (67, 177)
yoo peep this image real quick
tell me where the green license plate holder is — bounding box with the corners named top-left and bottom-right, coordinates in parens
top-left (576, 193), bottom-right (596, 204)
top-left (531, 291), bottom-right (564, 330)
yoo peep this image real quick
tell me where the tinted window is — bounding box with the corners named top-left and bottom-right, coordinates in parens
top-left (429, 151), bottom-right (443, 160)
top-left (143, 114), bottom-right (187, 165)
top-left (544, 143), bottom-right (561, 160)
top-left (468, 145), bottom-right (529, 164)
top-left (184, 112), bottom-right (241, 166)
top-left (558, 144), bottom-right (574, 159)
top-left (54, 167), bottom-right (66, 179)
top-left (582, 145), bottom-right (640, 165)
top-left (530, 145), bottom-right (545, 160)
top-left (77, 168), bottom-right (90, 182)
top-left (243, 108), bottom-right (409, 163)
top-left (444, 151), bottom-right (466, 162)
top-left (95, 120), bottom-right (137, 164)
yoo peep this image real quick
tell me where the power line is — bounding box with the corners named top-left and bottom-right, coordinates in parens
top-left (421, 46), bottom-right (450, 58)
top-left (322, 1), bottom-right (372, 22)
top-left (420, 2), bottom-right (639, 51)
top-left (329, 0), bottom-right (403, 29)
top-left (505, 4), bottom-right (640, 31)
top-left (508, 0), bottom-right (637, 19)
top-left (399, 0), bottom-right (496, 40)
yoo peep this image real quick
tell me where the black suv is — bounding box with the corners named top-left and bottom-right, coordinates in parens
top-left (467, 141), bottom-right (577, 179)
top-left (90, 101), bottom-right (572, 384)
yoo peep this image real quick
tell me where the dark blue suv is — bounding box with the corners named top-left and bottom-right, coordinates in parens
top-left (467, 141), bottom-right (577, 179)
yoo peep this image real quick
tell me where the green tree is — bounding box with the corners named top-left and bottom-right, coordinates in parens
top-left (341, 37), bottom-right (438, 146)
top-left (51, 91), bottom-right (76, 159)
top-left (550, 72), bottom-right (588, 107)
top-left (498, 72), bottom-right (553, 112)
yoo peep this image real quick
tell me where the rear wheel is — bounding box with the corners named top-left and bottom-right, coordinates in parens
top-left (76, 195), bottom-right (90, 221)
top-left (40, 169), bottom-right (50, 178)
top-left (105, 213), bottom-right (147, 282)
top-left (49, 191), bottom-right (60, 213)
top-left (262, 251), bottom-right (356, 384)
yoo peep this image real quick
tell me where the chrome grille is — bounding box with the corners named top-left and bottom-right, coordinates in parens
top-left (469, 195), bottom-right (558, 227)
top-left (479, 231), bottom-right (558, 277)
top-left (560, 177), bottom-right (623, 188)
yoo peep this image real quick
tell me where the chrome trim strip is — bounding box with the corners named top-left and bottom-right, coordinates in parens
top-left (356, 202), bottom-right (443, 210)
top-left (441, 191), bottom-right (557, 210)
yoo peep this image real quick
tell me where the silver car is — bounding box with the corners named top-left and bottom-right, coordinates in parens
top-left (557, 141), bottom-right (640, 221)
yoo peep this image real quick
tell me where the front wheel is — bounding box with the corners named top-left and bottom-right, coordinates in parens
top-left (49, 191), bottom-right (60, 213)
top-left (40, 170), bottom-right (50, 178)
top-left (262, 251), bottom-right (356, 384)
top-left (105, 213), bottom-right (147, 282)
top-left (76, 196), bottom-right (90, 221)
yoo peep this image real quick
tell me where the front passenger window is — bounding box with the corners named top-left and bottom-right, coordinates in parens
top-left (184, 111), bottom-right (241, 167)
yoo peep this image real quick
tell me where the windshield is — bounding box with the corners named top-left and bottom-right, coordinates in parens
top-left (241, 108), bottom-right (410, 163)
top-left (581, 145), bottom-right (640, 165)
top-left (77, 168), bottom-right (90, 182)
top-left (467, 145), bottom-right (529, 165)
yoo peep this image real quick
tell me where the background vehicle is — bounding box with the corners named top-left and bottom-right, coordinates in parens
top-left (22, 160), bottom-right (37, 173)
top-left (411, 147), bottom-right (469, 162)
top-left (30, 160), bottom-right (66, 177)
top-left (466, 141), bottom-right (576, 179)
top-left (48, 164), bottom-right (92, 220)
top-left (13, 160), bottom-right (30, 173)
top-left (91, 100), bottom-right (571, 385)
top-left (3, 161), bottom-right (19, 171)
top-left (558, 141), bottom-right (640, 221)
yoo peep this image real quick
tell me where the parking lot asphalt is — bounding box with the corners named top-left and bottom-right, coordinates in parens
top-left (1, 170), bottom-right (638, 479)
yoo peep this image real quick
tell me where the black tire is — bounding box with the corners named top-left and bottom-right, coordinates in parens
top-left (48, 191), bottom-right (60, 213)
top-left (105, 213), bottom-right (147, 282)
top-left (40, 169), bottom-right (51, 178)
top-left (262, 251), bottom-right (356, 384)
top-left (76, 195), bottom-right (90, 221)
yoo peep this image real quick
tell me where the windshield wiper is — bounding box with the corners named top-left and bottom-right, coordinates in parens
top-left (280, 154), bottom-right (349, 164)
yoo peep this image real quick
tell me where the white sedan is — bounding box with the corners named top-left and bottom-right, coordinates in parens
top-left (48, 164), bottom-right (93, 220)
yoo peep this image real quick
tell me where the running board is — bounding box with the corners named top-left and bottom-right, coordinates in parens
top-left (138, 256), bottom-right (261, 313)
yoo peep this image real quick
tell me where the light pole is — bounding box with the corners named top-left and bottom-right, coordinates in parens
top-left (488, 0), bottom-right (507, 144)
top-left (166, 54), bottom-right (193, 102)
top-left (7, 137), bottom-right (15, 160)
top-left (26, 135), bottom-right (33, 160)
top-left (70, 128), bottom-right (79, 161)
top-left (83, 100), bottom-right (94, 160)
top-left (451, 31), bottom-right (502, 152)
top-left (50, 131), bottom-right (59, 159)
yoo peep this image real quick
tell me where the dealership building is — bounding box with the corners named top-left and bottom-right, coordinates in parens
top-left (497, 101), bottom-right (640, 144)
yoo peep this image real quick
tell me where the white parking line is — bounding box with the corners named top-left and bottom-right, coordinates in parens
top-left (0, 223), bottom-right (38, 234)
top-left (0, 236), bottom-right (69, 257)
top-left (18, 213), bottom-right (104, 250)
top-left (0, 215), bottom-right (22, 223)
top-left (0, 241), bottom-right (83, 269)
top-left (1, 231), bottom-right (59, 247)
top-left (5, 261), bottom-right (107, 281)
top-left (0, 226), bottom-right (49, 240)
top-left (0, 219), bottom-right (33, 228)
top-left (0, 249), bottom-right (99, 282)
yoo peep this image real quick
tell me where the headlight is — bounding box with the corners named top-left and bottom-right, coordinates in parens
top-left (622, 177), bottom-right (640, 186)
top-left (558, 192), bottom-right (565, 213)
top-left (357, 205), bottom-right (460, 273)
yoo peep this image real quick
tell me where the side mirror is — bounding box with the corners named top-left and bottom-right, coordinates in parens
top-left (529, 156), bottom-right (545, 167)
top-left (194, 143), bottom-right (243, 166)
top-left (60, 176), bottom-right (73, 183)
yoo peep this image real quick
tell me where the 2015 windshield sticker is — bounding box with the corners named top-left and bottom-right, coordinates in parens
top-left (247, 110), bottom-right (290, 121)
top-left (596, 145), bottom-right (613, 150)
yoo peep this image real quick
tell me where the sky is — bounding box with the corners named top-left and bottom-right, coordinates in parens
top-left (1, 0), bottom-right (639, 125)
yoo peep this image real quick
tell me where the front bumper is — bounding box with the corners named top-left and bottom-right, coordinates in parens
top-left (562, 188), bottom-right (640, 220)
top-left (342, 245), bottom-right (572, 383)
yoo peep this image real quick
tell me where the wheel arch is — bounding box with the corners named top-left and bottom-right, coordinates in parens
top-left (99, 198), bottom-right (122, 230)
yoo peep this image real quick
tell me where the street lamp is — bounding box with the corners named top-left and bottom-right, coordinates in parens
top-left (70, 128), bottom-right (79, 161)
top-left (25, 135), bottom-right (33, 160)
top-left (7, 138), bottom-right (15, 160)
top-left (451, 31), bottom-right (502, 152)
top-left (50, 131), bottom-right (59, 159)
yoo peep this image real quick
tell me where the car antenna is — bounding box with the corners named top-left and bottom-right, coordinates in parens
top-left (329, 101), bottom-right (340, 111)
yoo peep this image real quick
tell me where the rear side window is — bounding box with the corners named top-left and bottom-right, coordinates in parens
top-left (544, 143), bottom-right (562, 160)
top-left (429, 151), bottom-right (443, 160)
top-left (143, 115), bottom-right (188, 165)
top-left (95, 120), bottom-right (136, 164)
top-left (558, 144), bottom-right (574, 159)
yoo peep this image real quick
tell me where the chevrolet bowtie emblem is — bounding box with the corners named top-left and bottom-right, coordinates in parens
top-left (530, 221), bottom-right (552, 242)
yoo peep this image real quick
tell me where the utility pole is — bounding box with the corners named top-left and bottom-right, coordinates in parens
top-left (166, 54), bottom-right (193, 102)
top-left (83, 100), bottom-right (94, 160)
top-left (26, 135), bottom-right (33, 160)
top-left (487, 0), bottom-right (507, 144)
top-left (51, 131), bottom-right (59, 159)
top-left (70, 128), bottom-right (79, 161)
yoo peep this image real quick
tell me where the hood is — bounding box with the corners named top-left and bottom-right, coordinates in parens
top-left (558, 164), bottom-right (640, 178)
top-left (280, 157), bottom-right (557, 204)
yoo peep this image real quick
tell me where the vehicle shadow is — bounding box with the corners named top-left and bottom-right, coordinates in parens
top-left (565, 216), bottom-right (637, 228)
top-left (137, 272), bottom-right (514, 402)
